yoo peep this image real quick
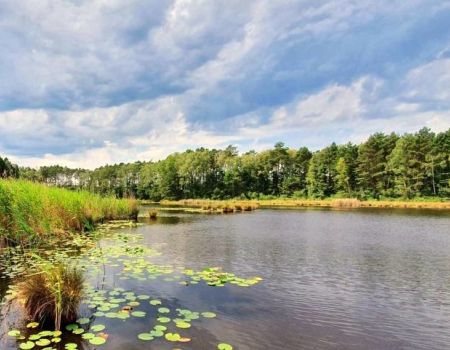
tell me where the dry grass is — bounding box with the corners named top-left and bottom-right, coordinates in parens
top-left (160, 198), bottom-right (450, 210)
top-left (160, 199), bottom-right (259, 213)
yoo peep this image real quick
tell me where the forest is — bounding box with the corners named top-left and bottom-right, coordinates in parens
top-left (3, 127), bottom-right (449, 200)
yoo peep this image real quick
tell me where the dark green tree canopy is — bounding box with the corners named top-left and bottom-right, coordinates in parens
top-left (14, 127), bottom-right (450, 200)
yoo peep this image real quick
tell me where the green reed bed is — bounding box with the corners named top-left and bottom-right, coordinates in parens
top-left (0, 179), bottom-right (138, 246)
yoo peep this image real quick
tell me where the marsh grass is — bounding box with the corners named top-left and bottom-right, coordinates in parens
top-left (0, 179), bottom-right (138, 246)
top-left (161, 198), bottom-right (450, 210)
top-left (161, 199), bottom-right (259, 213)
top-left (16, 258), bottom-right (84, 330)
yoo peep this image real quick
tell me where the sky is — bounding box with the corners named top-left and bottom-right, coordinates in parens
top-left (0, 0), bottom-right (450, 169)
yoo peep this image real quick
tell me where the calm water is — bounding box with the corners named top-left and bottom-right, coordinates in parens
top-left (2, 208), bottom-right (450, 349)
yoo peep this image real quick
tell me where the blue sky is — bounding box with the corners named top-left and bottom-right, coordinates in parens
top-left (0, 0), bottom-right (449, 168)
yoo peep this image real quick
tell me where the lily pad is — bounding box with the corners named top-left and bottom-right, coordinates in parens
top-left (19, 341), bottom-right (35, 350)
top-left (175, 321), bottom-right (191, 329)
top-left (36, 339), bottom-right (51, 346)
top-left (89, 337), bottom-right (106, 345)
top-left (77, 317), bottom-right (90, 325)
top-left (137, 333), bottom-right (154, 341)
top-left (158, 307), bottom-right (170, 314)
top-left (149, 330), bottom-right (164, 337)
top-left (8, 330), bottom-right (21, 337)
top-left (131, 311), bottom-right (146, 317)
top-left (157, 317), bottom-right (171, 323)
top-left (65, 324), bottom-right (78, 331)
top-left (218, 343), bottom-right (233, 350)
top-left (91, 324), bottom-right (106, 332)
top-left (165, 333), bottom-right (181, 342)
top-left (201, 311), bottom-right (217, 318)
top-left (82, 333), bottom-right (95, 340)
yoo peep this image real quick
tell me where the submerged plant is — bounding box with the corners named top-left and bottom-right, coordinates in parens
top-left (16, 258), bottom-right (84, 330)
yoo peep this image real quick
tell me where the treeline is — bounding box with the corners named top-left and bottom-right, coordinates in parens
top-left (0, 156), bottom-right (20, 178)
top-left (9, 127), bottom-right (450, 200)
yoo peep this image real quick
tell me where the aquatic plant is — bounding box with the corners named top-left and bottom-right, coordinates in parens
top-left (148, 209), bottom-right (158, 219)
top-left (0, 179), bottom-right (138, 246)
top-left (16, 258), bottom-right (84, 330)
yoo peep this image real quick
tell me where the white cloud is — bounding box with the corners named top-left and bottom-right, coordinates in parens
top-left (0, 0), bottom-right (449, 166)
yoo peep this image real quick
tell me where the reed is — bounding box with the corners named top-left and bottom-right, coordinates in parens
top-left (0, 179), bottom-right (138, 246)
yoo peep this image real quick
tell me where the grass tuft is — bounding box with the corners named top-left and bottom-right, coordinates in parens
top-left (16, 259), bottom-right (84, 330)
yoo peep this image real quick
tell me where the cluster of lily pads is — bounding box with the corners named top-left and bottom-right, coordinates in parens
top-left (1, 220), bottom-right (262, 350)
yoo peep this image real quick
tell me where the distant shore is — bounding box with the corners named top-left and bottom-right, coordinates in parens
top-left (154, 198), bottom-right (450, 210)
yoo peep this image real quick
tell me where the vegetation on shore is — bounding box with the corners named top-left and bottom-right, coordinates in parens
top-left (161, 198), bottom-right (450, 210)
top-left (13, 127), bottom-right (450, 201)
top-left (0, 179), bottom-right (138, 246)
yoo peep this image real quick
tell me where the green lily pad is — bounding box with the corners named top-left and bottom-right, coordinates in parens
top-left (8, 329), bottom-right (21, 337)
top-left (131, 311), bottom-right (146, 317)
top-left (82, 333), bottom-right (95, 340)
top-left (38, 331), bottom-right (53, 337)
top-left (149, 299), bottom-right (161, 305)
top-left (175, 321), bottom-right (191, 329)
top-left (201, 311), bottom-right (217, 318)
top-left (165, 333), bottom-right (181, 342)
top-left (157, 317), bottom-right (171, 323)
top-left (149, 330), bottom-right (164, 337)
top-left (77, 317), bottom-right (90, 325)
top-left (218, 343), bottom-right (233, 350)
top-left (64, 342), bottom-right (77, 350)
top-left (89, 337), bottom-right (106, 345)
top-left (19, 341), bottom-right (35, 350)
top-left (137, 333), bottom-right (154, 341)
top-left (65, 324), bottom-right (78, 331)
top-left (26, 322), bottom-right (39, 329)
top-left (91, 324), bottom-right (106, 332)
top-left (73, 328), bottom-right (85, 335)
top-left (154, 325), bottom-right (167, 331)
top-left (36, 339), bottom-right (51, 346)
top-left (158, 307), bottom-right (170, 314)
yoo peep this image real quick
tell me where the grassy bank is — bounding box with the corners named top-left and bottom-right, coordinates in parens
top-left (0, 179), bottom-right (138, 246)
top-left (160, 198), bottom-right (450, 211)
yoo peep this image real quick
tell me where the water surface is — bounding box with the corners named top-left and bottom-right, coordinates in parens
top-left (2, 208), bottom-right (450, 349)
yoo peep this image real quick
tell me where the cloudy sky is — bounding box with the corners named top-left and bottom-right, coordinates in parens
top-left (1, 1), bottom-right (450, 168)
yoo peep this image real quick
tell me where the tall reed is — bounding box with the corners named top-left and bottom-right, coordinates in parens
top-left (0, 179), bottom-right (138, 246)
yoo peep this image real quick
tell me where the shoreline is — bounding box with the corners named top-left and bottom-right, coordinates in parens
top-left (156, 198), bottom-right (450, 210)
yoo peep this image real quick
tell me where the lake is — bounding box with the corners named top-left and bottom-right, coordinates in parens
top-left (1, 207), bottom-right (450, 350)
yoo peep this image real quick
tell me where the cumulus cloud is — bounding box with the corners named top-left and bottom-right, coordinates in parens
top-left (0, 0), bottom-right (449, 167)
